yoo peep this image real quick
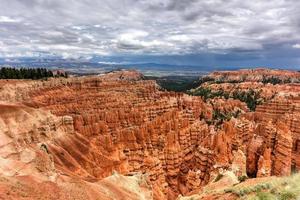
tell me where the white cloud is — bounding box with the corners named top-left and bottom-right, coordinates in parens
top-left (118, 30), bottom-right (149, 41)
top-left (0, 0), bottom-right (300, 58)
top-left (116, 30), bottom-right (174, 53)
top-left (292, 44), bottom-right (300, 49)
top-left (0, 16), bottom-right (20, 23)
top-left (168, 35), bottom-right (191, 42)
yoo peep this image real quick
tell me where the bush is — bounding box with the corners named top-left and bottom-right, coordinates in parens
top-left (238, 175), bottom-right (248, 182)
top-left (232, 89), bottom-right (262, 111)
top-left (210, 109), bottom-right (241, 127)
top-left (224, 188), bottom-right (234, 193)
top-left (262, 76), bottom-right (283, 85)
top-left (237, 188), bottom-right (251, 196)
top-left (188, 87), bottom-right (212, 101)
top-left (279, 190), bottom-right (297, 200)
top-left (255, 191), bottom-right (274, 200)
top-left (214, 174), bottom-right (224, 182)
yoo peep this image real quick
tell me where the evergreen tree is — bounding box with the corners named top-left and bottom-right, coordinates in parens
top-left (0, 67), bottom-right (66, 80)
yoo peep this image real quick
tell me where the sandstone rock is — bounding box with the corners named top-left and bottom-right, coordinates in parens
top-left (20, 148), bottom-right (36, 163)
top-left (246, 136), bottom-right (263, 177)
top-left (0, 69), bottom-right (299, 200)
top-left (257, 148), bottom-right (272, 177)
top-left (272, 122), bottom-right (293, 176)
top-left (231, 150), bottom-right (247, 177)
top-left (207, 68), bottom-right (300, 83)
top-left (185, 170), bottom-right (201, 193)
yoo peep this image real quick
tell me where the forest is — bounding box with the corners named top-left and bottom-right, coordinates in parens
top-left (0, 67), bottom-right (67, 79)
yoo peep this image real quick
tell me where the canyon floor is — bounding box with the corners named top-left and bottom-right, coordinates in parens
top-left (0, 68), bottom-right (300, 200)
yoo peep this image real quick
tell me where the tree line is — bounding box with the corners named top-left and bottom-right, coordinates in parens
top-left (0, 67), bottom-right (67, 79)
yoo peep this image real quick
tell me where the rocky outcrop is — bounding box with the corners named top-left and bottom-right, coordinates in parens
top-left (0, 73), bottom-right (211, 199)
top-left (231, 150), bottom-right (247, 177)
top-left (0, 172), bottom-right (153, 200)
top-left (207, 68), bottom-right (300, 83)
top-left (272, 122), bottom-right (293, 176)
top-left (257, 148), bottom-right (272, 177)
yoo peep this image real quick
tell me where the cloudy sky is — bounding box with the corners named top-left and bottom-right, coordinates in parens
top-left (0, 0), bottom-right (300, 69)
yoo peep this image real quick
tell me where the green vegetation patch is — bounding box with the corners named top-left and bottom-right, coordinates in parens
top-left (0, 67), bottom-right (67, 80)
top-left (238, 175), bottom-right (248, 183)
top-left (189, 87), bottom-right (263, 111)
top-left (224, 174), bottom-right (300, 200)
top-left (214, 174), bottom-right (224, 182)
top-left (146, 76), bottom-right (200, 92)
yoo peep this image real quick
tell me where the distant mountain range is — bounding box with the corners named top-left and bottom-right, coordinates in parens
top-left (0, 57), bottom-right (212, 76)
top-left (0, 57), bottom-right (293, 76)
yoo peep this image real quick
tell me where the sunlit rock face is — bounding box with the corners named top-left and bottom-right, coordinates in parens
top-left (24, 72), bottom-right (215, 199)
top-left (0, 69), bottom-right (299, 200)
top-left (208, 68), bottom-right (300, 83)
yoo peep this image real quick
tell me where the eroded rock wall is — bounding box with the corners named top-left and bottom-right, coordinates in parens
top-left (0, 69), bottom-right (299, 200)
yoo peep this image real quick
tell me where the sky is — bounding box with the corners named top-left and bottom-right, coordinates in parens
top-left (0, 0), bottom-right (300, 69)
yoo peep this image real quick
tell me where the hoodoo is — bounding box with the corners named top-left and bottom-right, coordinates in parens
top-left (0, 69), bottom-right (300, 199)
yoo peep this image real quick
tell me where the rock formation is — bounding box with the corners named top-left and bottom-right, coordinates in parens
top-left (0, 69), bottom-right (299, 199)
top-left (207, 68), bottom-right (300, 83)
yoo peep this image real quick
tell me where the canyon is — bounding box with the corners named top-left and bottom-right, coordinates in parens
top-left (0, 68), bottom-right (300, 199)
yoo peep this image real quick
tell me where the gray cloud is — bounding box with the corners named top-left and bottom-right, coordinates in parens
top-left (0, 0), bottom-right (300, 62)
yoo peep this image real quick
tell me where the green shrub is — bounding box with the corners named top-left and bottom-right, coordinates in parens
top-left (232, 89), bottom-right (262, 111)
top-left (255, 191), bottom-right (274, 200)
top-left (224, 188), bottom-right (234, 193)
top-left (262, 76), bottom-right (283, 85)
top-left (238, 175), bottom-right (248, 182)
top-left (214, 174), bottom-right (224, 182)
top-left (279, 190), bottom-right (297, 200)
top-left (237, 188), bottom-right (251, 196)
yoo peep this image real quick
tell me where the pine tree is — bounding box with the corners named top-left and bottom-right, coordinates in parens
top-left (0, 67), bottom-right (59, 80)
